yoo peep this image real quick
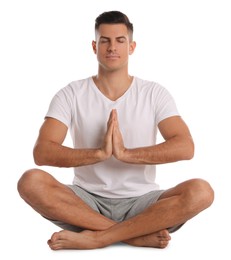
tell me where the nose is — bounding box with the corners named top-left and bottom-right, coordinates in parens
top-left (107, 40), bottom-right (116, 52)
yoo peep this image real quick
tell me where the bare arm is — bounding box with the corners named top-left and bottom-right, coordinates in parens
top-left (33, 116), bottom-right (114, 167)
top-left (112, 110), bottom-right (194, 165)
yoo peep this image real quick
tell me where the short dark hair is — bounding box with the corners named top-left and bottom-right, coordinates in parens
top-left (95, 11), bottom-right (133, 38)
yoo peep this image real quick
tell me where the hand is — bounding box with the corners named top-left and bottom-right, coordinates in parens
top-left (111, 109), bottom-right (127, 161)
top-left (99, 110), bottom-right (114, 160)
top-left (100, 109), bottom-right (126, 162)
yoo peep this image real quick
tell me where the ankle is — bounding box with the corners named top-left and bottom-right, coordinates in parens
top-left (94, 230), bottom-right (112, 248)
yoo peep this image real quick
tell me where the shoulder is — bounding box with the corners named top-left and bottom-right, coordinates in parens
top-left (63, 77), bottom-right (92, 93)
top-left (133, 77), bottom-right (170, 96)
top-left (54, 77), bottom-right (92, 100)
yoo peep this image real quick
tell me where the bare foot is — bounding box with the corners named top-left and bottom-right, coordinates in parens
top-left (48, 229), bottom-right (171, 250)
top-left (47, 230), bottom-right (102, 250)
top-left (125, 229), bottom-right (171, 248)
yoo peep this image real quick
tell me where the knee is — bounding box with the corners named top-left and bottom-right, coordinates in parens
top-left (17, 168), bottom-right (45, 199)
top-left (185, 178), bottom-right (214, 210)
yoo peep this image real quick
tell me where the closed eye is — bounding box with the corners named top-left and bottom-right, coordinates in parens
top-left (99, 36), bottom-right (127, 44)
top-left (99, 37), bottom-right (110, 43)
top-left (117, 37), bottom-right (126, 43)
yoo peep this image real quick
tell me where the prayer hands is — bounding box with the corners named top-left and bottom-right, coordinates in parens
top-left (101, 109), bottom-right (126, 161)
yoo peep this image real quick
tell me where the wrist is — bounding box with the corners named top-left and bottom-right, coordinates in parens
top-left (114, 148), bottom-right (129, 162)
top-left (97, 148), bottom-right (111, 161)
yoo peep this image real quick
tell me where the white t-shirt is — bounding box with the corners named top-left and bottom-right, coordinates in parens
top-left (46, 76), bottom-right (179, 198)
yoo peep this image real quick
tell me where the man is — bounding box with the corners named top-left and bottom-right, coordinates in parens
top-left (17, 11), bottom-right (214, 250)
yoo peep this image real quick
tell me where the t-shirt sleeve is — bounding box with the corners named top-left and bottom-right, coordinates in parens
top-left (45, 86), bottom-right (73, 128)
top-left (154, 85), bottom-right (180, 125)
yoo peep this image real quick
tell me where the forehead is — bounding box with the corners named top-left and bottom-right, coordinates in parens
top-left (96, 24), bottom-right (129, 38)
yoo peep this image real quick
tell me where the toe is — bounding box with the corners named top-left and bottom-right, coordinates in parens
top-left (159, 240), bottom-right (169, 249)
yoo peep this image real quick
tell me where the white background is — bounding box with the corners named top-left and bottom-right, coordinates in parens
top-left (1, 0), bottom-right (230, 259)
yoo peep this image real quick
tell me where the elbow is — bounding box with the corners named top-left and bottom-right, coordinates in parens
top-left (183, 138), bottom-right (195, 160)
top-left (33, 145), bottom-right (45, 166)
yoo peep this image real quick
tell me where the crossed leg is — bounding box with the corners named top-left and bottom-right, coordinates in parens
top-left (17, 169), bottom-right (214, 250)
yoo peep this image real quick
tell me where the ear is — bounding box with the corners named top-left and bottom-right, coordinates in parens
top-left (92, 40), bottom-right (97, 54)
top-left (129, 41), bottom-right (136, 55)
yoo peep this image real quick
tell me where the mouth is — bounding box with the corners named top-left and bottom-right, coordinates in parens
top-left (106, 54), bottom-right (120, 59)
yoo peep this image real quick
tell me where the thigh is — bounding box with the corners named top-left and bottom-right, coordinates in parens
top-left (124, 190), bottom-right (165, 221)
top-left (46, 185), bottom-right (101, 232)
top-left (67, 185), bottom-right (100, 213)
top-left (18, 168), bottom-right (71, 202)
top-left (124, 189), bottom-right (185, 233)
top-left (157, 178), bottom-right (203, 201)
top-left (156, 180), bottom-right (202, 233)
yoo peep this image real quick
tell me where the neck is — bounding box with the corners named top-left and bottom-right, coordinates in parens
top-left (93, 70), bottom-right (133, 101)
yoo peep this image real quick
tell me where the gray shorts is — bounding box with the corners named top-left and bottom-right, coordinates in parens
top-left (49, 185), bottom-right (183, 233)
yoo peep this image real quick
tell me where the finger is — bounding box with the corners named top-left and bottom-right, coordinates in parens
top-left (107, 117), bottom-right (114, 136)
top-left (107, 110), bottom-right (114, 126)
top-left (107, 112), bottom-right (115, 136)
top-left (112, 109), bottom-right (120, 128)
top-left (113, 109), bottom-right (117, 120)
